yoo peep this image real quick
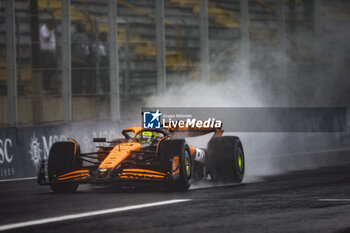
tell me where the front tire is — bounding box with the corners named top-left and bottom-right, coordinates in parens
top-left (207, 136), bottom-right (245, 183)
top-left (159, 139), bottom-right (192, 191)
top-left (48, 141), bottom-right (82, 193)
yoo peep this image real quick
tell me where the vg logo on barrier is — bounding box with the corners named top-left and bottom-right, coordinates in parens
top-left (143, 110), bottom-right (162, 129)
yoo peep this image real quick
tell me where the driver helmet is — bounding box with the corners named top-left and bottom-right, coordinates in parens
top-left (140, 131), bottom-right (159, 145)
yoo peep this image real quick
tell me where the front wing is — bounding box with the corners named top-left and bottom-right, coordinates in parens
top-left (37, 161), bottom-right (172, 185)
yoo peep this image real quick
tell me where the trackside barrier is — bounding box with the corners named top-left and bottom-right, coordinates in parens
top-left (0, 122), bottom-right (121, 180)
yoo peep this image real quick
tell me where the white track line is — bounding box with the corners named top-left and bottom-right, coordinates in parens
top-left (0, 199), bottom-right (191, 231)
top-left (274, 147), bottom-right (350, 158)
top-left (0, 177), bottom-right (36, 182)
top-left (318, 199), bottom-right (350, 202)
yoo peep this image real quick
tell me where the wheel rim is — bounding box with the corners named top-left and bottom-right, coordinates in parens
top-left (185, 151), bottom-right (191, 177)
top-left (237, 148), bottom-right (243, 173)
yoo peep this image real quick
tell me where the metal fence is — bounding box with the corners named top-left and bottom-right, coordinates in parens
top-left (0, 0), bottom-right (323, 127)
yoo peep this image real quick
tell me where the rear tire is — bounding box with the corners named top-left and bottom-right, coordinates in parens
top-left (207, 136), bottom-right (245, 183)
top-left (159, 139), bottom-right (192, 191)
top-left (48, 142), bottom-right (82, 193)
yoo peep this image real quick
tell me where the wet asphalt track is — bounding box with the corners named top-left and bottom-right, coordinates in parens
top-left (1, 164), bottom-right (350, 233)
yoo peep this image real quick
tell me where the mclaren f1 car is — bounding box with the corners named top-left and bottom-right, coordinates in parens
top-left (37, 126), bottom-right (245, 192)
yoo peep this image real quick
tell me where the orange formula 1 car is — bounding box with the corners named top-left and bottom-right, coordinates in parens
top-left (37, 126), bottom-right (245, 192)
